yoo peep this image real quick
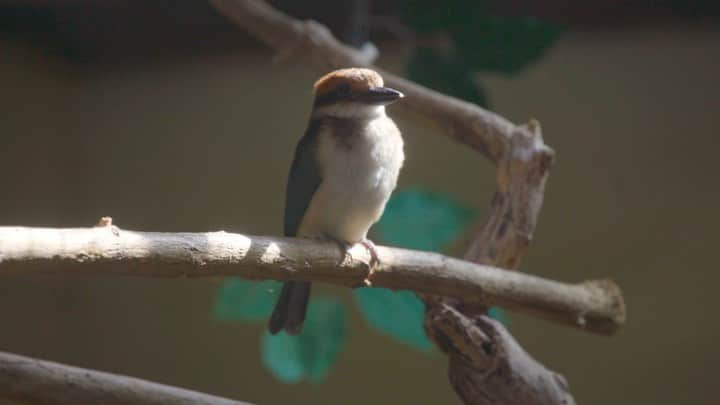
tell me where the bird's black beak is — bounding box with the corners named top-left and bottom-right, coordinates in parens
top-left (360, 86), bottom-right (404, 105)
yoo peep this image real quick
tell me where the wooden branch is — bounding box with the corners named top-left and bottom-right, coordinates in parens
top-left (203, 1), bottom-right (626, 404)
top-left (424, 120), bottom-right (580, 404)
top-left (427, 306), bottom-right (573, 404)
top-left (0, 351), bottom-right (250, 405)
top-left (0, 224), bottom-right (623, 335)
top-left (463, 120), bottom-right (554, 268)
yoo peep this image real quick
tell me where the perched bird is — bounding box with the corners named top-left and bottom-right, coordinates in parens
top-left (268, 68), bottom-right (405, 335)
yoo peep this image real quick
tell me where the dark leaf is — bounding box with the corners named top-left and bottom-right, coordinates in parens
top-left (400, 0), bottom-right (486, 34)
top-left (407, 48), bottom-right (488, 108)
top-left (454, 16), bottom-right (563, 75)
top-left (407, 47), bottom-right (489, 108)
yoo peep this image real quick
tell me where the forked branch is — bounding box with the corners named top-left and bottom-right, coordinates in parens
top-left (0, 1), bottom-right (626, 404)
top-left (204, 1), bottom-right (625, 404)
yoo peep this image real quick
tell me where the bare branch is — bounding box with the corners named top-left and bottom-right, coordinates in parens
top-left (427, 100), bottom-right (574, 403)
top-left (0, 351), bottom-right (250, 405)
top-left (420, 107), bottom-right (577, 404)
top-left (0, 225), bottom-right (623, 335)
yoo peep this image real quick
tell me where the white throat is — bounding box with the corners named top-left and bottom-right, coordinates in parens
top-left (313, 103), bottom-right (386, 120)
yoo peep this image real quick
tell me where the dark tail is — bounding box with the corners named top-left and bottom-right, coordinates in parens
top-left (268, 281), bottom-right (311, 335)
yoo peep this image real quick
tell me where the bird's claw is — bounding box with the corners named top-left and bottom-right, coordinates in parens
top-left (360, 238), bottom-right (380, 286)
top-left (324, 234), bottom-right (353, 266)
top-left (323, 235), bottom-right (380, 286)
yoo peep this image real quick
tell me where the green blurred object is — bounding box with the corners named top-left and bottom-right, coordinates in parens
top-left (407, 47), bottom-right (489, 108)
top-left (354, 287), bottom-right (433, 351)
top-left (400, 0), bottom-right (486, 34)
top-left (488, 307), bottom-right (509, 326)
top-left (376, 188), bottom-right (477, 251)
top-left (354, 188), bottom-right (477, 351)
top-left (261, 298), bottom-right (346, 383)
top-left (402, 0), bottom-right (562, 88)
top-left (213, 279), bottom-right (281, 322)
top-left (453, 16), bottom-right (563, 75)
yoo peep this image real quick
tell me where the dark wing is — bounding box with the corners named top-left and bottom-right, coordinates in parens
top-left (284, 120), bottom-right (323, 237)
top-left (268, 121), bottom-right (322, 335)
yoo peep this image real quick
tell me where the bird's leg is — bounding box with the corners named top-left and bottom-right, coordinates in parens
top-left (321, 234), bottom-right (380, 286)
top-left (360, 238), bottom-right (380, 286)
top-left (322, 233), bottom-right (354, 266)
top-left (360, 238), bottom-right (380, 267)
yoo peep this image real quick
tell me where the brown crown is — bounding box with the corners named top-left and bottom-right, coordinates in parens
top-left (313, 68), bottom-right (384, 97)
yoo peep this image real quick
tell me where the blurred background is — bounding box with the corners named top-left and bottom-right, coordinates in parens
top-left (1, 0), bottom-right (719, 404)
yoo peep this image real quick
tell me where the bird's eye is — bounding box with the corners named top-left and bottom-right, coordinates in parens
top-left (336, 82), bottom-right (351, 97)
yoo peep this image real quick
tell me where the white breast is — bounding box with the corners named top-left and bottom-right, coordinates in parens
top-left (298, 114), bottom-right (404, 243)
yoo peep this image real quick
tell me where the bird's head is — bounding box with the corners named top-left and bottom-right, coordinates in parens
top-left (312, 68), bottom-right (404, 119)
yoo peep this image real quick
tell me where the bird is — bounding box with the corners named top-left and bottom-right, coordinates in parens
top-left (268, 68), bottom-right (405, 335)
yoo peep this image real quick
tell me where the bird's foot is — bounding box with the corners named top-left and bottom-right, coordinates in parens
top-left (321, 235), bottom-right (380, 286)
top-left (323, 234), bottom-right (354, 266)
top-left (360, 238), bottom-right (380, 286)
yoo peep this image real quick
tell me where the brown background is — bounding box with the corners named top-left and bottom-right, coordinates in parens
top-left (1, 9), bottom-right (719, 405)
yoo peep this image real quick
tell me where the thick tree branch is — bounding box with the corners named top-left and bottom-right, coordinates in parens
top-left (0, 351), bottom-right (250, 405)
top-left (0, 224), bottom-right (622, 335)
